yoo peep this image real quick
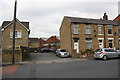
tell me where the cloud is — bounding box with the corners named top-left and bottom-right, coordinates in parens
top-left (0, 0), bottom-right (119, 38)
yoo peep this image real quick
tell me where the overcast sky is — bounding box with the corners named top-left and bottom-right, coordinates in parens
top-left (0, 0), bottom-right (120, 38)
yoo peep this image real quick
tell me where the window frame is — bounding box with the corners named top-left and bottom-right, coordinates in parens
top-left (98, 25), bottom-right (103, 35)
top-left (73, 24), bottom-right (79, 35)
top-left (108, 39), bottom-right (113, 48)
top-left (108, 25), bottom-right (113, 35)
top-left (86, 38), bottom-right (92, 49)
top-left (85, 25), bottom-right (91, 34)
top-left (10, 30), bottom-right (22, 38)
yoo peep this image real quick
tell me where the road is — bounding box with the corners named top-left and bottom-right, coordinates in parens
top-left (2, 53), bottom-right (119, 78)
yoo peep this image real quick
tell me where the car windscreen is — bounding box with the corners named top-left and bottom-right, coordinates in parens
top-left (60, 50), bottom-right (66, 52)
top-left (95, 49), bottom-right (102, 52)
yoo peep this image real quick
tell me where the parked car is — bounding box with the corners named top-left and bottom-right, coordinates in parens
top-left (40, 48), bottom-right (52, 53)
top-left (94, 48), bottom-right (120, 61)
top-left (56, 49), bottom-right (70, 58)
top-left (50, 49), bottom-right (56, 53)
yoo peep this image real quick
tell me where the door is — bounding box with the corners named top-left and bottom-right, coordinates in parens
top-left (74, 42), bottom-right (79, 53)
top-left (99, 40), bottom-right (103, 48)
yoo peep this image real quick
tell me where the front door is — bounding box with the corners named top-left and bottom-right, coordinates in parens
top-left (74, 42), bottom-right (79, 53)
top-left (74, 38), bottom-right (79, 53)
top-left (99, 40), bottom-right (103, 48)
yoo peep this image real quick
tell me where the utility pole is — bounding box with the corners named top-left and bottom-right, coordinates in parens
top-left (12, 0), bottom-right (17, 64)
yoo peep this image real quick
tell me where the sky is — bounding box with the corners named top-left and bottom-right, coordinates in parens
top-left (0, 0), bottom-right (120, 38)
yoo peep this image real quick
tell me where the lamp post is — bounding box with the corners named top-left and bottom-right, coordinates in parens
top-left (12, 0), bottom-right (17, 64)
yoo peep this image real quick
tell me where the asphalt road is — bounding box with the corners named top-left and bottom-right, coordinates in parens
top-left (3, 53), bottom-right (119, 78)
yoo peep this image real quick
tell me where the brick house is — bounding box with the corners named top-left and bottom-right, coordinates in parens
top-left (39, 38), bottom-right (46, 48)
top-left (46, 36), bottom-right (60, 49)
top-left (114, 14), bottom-right (120, 21)
top-left (29, 36), bottom-right (60, 50)
top-left (114, 14), bottom-right (120, 50)
top-left (60, 13), bottom-right (120, 56)
top-left (1, 19), bottom-right (30, 50)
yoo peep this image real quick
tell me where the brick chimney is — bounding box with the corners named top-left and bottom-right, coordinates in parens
top-left (103, 13), bottom-right (108, 20)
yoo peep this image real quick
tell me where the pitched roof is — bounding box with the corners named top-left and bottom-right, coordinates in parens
top-left (1, 19), bottom-right (29, 30)
top-left (114, 14), bottom-right (120, 21)
top-left (65, 16), bottom-right (119, 25)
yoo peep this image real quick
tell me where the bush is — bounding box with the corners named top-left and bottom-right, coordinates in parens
top-left (84, 49), bottom-right (94, 54)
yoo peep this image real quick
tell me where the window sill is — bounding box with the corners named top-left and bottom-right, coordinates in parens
top-left (98, 34), bottom-right (103, 35)
top-left (108, 34), bottom-right (113, 36)
top-left (10, 37), bottom-right (22, 39)
top-left (85, 34), bottom-right (91, 35)
top-left (73, 34), bottom-right (79, 35)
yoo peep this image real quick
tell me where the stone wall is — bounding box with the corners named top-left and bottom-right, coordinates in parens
top-left (2, 50), bottom-right (22, 63)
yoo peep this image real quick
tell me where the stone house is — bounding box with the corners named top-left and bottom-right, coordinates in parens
top-left (1, 19), bottom-right (30, 50)
top-left (60, 13), bottom-right (120, 56)
top-left (29, 38), bottom-right (40, 48)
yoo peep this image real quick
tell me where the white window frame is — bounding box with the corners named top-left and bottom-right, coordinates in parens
top-left (10, 30), bottom-right (22, 38)
top-left (86, 38), bottom-right (92, 49)
top-left (85, 25), bottom-right (91, 34)
top-left (73, 24), bottom-right (78, 34)
top-left (98, 25), bottom-right (103, 35)
top-left (108, 25), bottom-right (113, 36)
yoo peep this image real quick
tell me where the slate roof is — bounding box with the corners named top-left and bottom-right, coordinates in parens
top-left (2, 19), bottom-right (29, 29)
top-left (65, 16), bottom-right (119, 26)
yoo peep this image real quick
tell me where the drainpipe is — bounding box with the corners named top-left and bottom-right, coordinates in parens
top-left (103, 25), bottom-right (106, 48)
top-left (70, 23), bottom-right (73, 54)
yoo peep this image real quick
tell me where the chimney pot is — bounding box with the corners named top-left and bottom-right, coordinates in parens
top-left (103, 13), bottom-right (108, 20)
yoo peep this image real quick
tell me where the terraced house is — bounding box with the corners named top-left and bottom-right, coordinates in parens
top-left (60, 13), bottom-right (120, 56)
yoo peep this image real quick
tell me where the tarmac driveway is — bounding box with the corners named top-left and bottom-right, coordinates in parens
top-left (29, 53), bottom-right (90, 64)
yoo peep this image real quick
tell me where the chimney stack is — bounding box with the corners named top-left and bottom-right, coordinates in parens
top-left (103, 13), bottom-right (108, 20)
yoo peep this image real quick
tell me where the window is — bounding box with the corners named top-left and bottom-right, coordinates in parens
top-left (73, 24), bottom-right (78, 34)
top-left (10, 31), bottom-right (22, 38)
top-left (108, 25), bottom-right (113, 35)
top-left (86, 25), bottom-right (91, 34)
top-left (118, 26), bottom-right (120, 35)
top-left (98, 25), bottom-right (103, 35)
top-left (108, 40), bottom-right (113, 48)
top-left (86, 38), bottom-right (92, 49)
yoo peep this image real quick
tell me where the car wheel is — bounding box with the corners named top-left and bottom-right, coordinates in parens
top-left (102, 56), bottom-right (107, 61)
top-left (118, 55), bottom-right (120, 59)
